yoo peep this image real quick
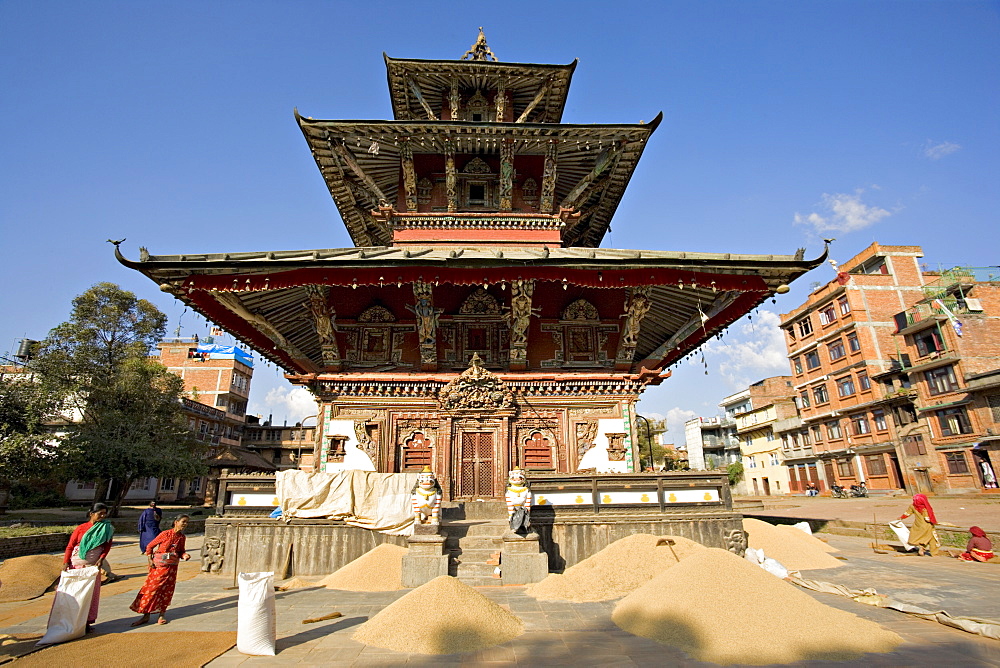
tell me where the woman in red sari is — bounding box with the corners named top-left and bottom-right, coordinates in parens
top-left (957, 526), bottom-right (994, 562)
top-left (63, 503), bottom-right (115, 633)
top-left (129, 515), bottom-right (191, 626)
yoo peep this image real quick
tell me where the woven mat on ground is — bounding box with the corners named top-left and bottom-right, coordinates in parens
top-left (0, 634), bottom-right (42, 665)
top-left (10, 631), bottom-right (236, 667)
top-left (0, 556), bottom-right (63, 603)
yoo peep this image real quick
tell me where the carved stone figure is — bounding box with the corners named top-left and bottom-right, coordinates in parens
top-left (725, 528), bottom-right (747, 557)
top-left (439, 353), bottom-right (514, 410)
top-left (201, 535), bottom-right (225, 573)
top-left (411, 466), bottom-right (442, 525)
top-left (507, 279), bottom-right (536, 349)
top-left (505, 469), bottom-right (532, 533)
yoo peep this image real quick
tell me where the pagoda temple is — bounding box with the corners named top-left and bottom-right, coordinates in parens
top-left (119, 30), bottom-right (825, 500)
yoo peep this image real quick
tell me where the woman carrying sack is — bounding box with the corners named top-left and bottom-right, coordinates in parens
top-left (130, 514), bottom-right (191, 626)
top-left (899, 493), bottom-right (940, 556)
top-left (63, 502), bottom-right (115, 633)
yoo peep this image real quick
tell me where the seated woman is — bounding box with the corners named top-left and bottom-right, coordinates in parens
top-left (957, 526), bottom-right (994, 562)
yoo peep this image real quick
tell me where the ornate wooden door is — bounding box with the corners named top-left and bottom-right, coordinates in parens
top-left (459, 431), bottom-right (495, 498)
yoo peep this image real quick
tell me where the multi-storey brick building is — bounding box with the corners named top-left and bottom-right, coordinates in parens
top-left (779, 244), bottom-right (927, 493)
top-left (878, 267), bottom-right (1000, 493)
top-left (243, 417), bottom-right (318, 471)
top-left (778, 243), bottom-right (1000, 495)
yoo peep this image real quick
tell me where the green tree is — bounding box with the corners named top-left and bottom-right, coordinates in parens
top-left (35, 283), bottom-right (205, 515)
top-left (0, 371), bottom-right (67, 505)
top-left (635, 416), bottom-right (670, 470)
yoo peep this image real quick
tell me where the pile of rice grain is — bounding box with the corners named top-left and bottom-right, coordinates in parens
top-left (526, 534), bottom-right (704, 602)
top-left (318, 543), bottom-right (407, 591)
top-left (353, 575), bottom-right (523, 655)
top-left (743, 518), bottom-right (843, 570)
top-left (277, 576), bottom-right (320, 591)
top-left (0, 555), bottom-right (64, 603)
top-left (613, 548), bottom-right (902, 665)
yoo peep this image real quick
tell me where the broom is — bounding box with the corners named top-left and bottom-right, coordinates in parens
top-left (870, 511), bottom-right (889, 554)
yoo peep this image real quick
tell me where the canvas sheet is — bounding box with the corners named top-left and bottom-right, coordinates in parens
top-left (276, 470), bottom-right (419, 536)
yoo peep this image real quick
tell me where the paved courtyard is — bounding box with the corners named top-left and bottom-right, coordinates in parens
top-left (2, 531), bottom-right (999, 666)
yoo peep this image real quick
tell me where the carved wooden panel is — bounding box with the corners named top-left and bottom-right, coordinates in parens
top-left (459, 431), bottom-right (494, 498)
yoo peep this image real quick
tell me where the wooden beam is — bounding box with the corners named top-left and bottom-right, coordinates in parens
top-left (407, 281), bottom-right (440, 371)
top-left (495, 78), bottom-right (506, 123)
top-left (615, 286), bottom-right (652, 370)
top-left (448, 80), bottom-right (460, 120)
top-left (330, 139), bottom-right (389, 206)
top-left (561, 144), bottom-right (620, 210)
top-left (516, 80), bottom-right (550, 123)
top-left (508, 279), bottom-right (536, 370)
top-left (407, 77), bottom-right (438, 121)
top-left (213, 292), bottom-right (320, 373)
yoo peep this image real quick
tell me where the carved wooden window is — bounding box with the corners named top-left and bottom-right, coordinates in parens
top-left (465, 90), bottom-right (489, 122)
top-left (522, 431), bottom-right (554, 469)
top-left (361, 329), bottom-right (388, 362)
top-left (401, 431), bottom-right (433, 471)
top-left (521, 177), bottom-right (538, 203)
top-left (327, 434), bottom-right (349, 464)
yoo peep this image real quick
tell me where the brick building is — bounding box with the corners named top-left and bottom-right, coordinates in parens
top-left (778, 243), bottom-right (1000, 495)
top-left (243, 417), bottom-right (318, 471)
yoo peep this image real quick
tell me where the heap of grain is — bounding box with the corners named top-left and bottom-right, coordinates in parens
top-left (353, 575), bottom-right (523, 655)
top-left (318, 544), bottom-right (406, 591)
top-left (743, 518), bottom-right (842, 570)
top-left (0, 555), bottom-right (64, 603)
top-left (526, 534), bottom-right (704, 602)
top-left (613, 548), bottom-right (902, 665)
top-left (276, 577), bottom-right (319, 591)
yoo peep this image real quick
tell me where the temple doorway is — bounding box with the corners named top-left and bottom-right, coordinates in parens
top-left (458, 431), bottom-right (496, 498)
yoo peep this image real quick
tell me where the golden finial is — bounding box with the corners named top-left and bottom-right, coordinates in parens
top-left (461, 27), bottom-right (498, 62)
top-left (421, 465), bottom-right (433, 473)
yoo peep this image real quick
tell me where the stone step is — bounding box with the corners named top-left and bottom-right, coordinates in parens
top-left (456, 575), bottom-right (502, 586)
top-left (455, 560), bottom-right (503, 578)
top-left (440, 520), bottom-right (509, 537)
top-left (441, 501), bottom-right (509, 520)
top-left (445, 535), bottom-right (502, 551)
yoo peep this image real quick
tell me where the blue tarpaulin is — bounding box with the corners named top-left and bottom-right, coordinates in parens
top-left (197, 343), bottom-right (254, 367)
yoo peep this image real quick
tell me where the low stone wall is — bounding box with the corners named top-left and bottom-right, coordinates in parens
top-left (203, 518), bottom-right (407, 577)
top-left (0, 533), bottom-right (72, 559)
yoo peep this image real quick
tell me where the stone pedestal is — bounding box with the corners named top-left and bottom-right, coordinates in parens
top-left (501, 530), bottom-right (549, 584)
top-left (401, 523), bottom-right (450, 587)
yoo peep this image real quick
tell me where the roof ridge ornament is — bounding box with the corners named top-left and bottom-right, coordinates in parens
top-left (461, 27), bottom-right (498, 62)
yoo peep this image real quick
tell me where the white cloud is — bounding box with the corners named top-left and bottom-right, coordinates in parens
top-left (923, 140), bottom-right (960, 160)
top-left (259, 386), bottom-right (318, 423)
top-left (663, 407), bottom-right (698, 434)
top-left (793, 189), bottom-right (891, 234)
top-left (703, 310), bottom-right (790, 388)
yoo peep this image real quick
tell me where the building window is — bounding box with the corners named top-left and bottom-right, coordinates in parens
top-left (801, 429), bottom-right (811, 445)
top-left (805, 350), bottom-right (821, 369)
top-left (744, 435), bottom-right (753, 447)
top-left (903, 434), bottom-right (926, 456)
top-left (797, 318), bottom-right (813, 337)
top-left (938, 407), bottom-right (973, 436)
top-left (813, 384), bottom-right (829, 404)
top-left (865, 455), bottom-right (887, 476)
top-left (769, 453), bottom-right (780, 466)
top-left (858, 372), bottom-right (870, 391)
top-left (837, 458), bottom-right (854, 477)
top-left (925, 366), bottom-right (959, 395)
top-left (837, 377), bottom-right (856, 397)
top-left (828, 340), bottom-right (846, 361)
top-left (838, 297), bottom-right (851, 315)
top-left (847, 333), bottom-right (860, 352)
top-left (851, 414), bottom-right (870, 435)
top-left (160, 478), bottom-right (175, 491)
top-left (873, 410), bottom-right (888, 431)
top-left (945, 451), bottom-right (970, 475)
top-left (826, 420), bottom-right (843, 440)
top-left (793, 357), bottom-right (803, 374)
top-left (914, 329), bottom-right (945, 357)
top-left (765, 431), bottom-right (775, 442)
top-left (799, 391), bottom-right (810, 408)
top-left (812, 425), bottom-right (823, 442)
top-left (989, 394), bottom-right (1000, 422)
top-left (785, 326), bottom-right (796, 342)
top-left (819, 305), bottom-right (837, 325)
top-left (746, 456), bottom-right (757, 469)
top-left (189, 477), bottom-right (201, 493)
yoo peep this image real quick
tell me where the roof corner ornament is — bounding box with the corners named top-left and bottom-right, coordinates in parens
top-left (461, 27), bottom-right (498, 62)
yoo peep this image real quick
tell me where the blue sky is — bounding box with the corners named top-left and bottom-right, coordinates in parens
top-left (2, 1), bottom-right (998, 432)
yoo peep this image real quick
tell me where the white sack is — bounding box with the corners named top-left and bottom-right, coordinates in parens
top-left (237, 571), bottom-right (276, 656)
top-left (888, 520), bottom-right (917, 551)
top-left (36, 566), bottom-right (99, 645)
top-left (744, 546), bottom-right (790, 579)
top-left (791, 521), bottom-right (813, 535)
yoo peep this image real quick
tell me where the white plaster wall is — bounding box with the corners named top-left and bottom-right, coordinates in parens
top-left (684, 419), bottom-right (707, 471)
top-left (577, 418), bottom-right (629, 473)
top-left (321, 418), bottom-right (376, 472)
